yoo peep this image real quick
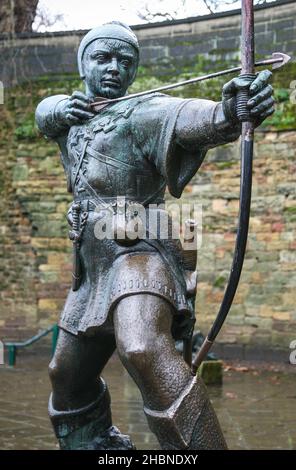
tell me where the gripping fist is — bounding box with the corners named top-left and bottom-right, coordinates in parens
top-left (222, 70), bottom-right (275, 127)
top-left (58, 91), bottom-right (95, 127)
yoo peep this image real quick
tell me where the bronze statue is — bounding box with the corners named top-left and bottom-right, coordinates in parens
top-left (35, 17), bottom-right (275, 450)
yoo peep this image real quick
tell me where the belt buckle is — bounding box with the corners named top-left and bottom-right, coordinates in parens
top-left (117, 197), bottom-right (126, 215)
top-left (109, 200), bottom-right (117, 215)
top-left (126, 200), bottom-right (143, 218)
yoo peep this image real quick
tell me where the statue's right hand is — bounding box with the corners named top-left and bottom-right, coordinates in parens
top-left (58, 91), bottom-right (95, 126)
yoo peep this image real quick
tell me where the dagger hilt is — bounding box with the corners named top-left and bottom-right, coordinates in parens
top-left (69, 202), bottom-right (82, 245)
top-left (72, 202), bottom-right (81, 229)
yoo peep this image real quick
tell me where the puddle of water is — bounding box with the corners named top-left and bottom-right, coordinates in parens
top-left (0, 352), bottom-right (295, 450)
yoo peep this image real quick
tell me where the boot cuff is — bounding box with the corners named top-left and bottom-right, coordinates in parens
top-left (48, 378), bottom-right (112, 438)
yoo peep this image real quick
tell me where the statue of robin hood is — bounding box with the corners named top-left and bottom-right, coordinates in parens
top-left (35, 21), bottom-right (274, 450)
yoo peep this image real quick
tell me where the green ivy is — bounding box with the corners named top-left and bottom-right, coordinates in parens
top-left (14, 120), bottom-right (38, 140)
top-left (214, 275), bottom-right (226, 288)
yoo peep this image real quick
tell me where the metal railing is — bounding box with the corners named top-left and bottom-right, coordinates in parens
top-left (2, 326), bottom-right (217, 368)
top-left (4, 324), bottom-right (59, 366)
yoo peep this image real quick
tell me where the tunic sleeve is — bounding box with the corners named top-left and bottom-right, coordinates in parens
top-left (132, 94), bottom-right (240, 198)
top-left (35, 94), bottom-right (70, 139)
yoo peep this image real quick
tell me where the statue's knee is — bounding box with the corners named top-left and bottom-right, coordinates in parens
top-left (49, 356), bottom-right (77, 390)
top-left (114, 294), bottom-right (173, 372)
top-left (119, 343), bottom-right (149, 371)
top-left (48, 358), bottom-right (65, 387)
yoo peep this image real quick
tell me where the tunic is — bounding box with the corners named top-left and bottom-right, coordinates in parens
top-left (35, 92), bottom-right (240, 340)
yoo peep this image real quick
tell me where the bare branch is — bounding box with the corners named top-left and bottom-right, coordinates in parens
top-left (203, 0), bottom-right (214, 13)
top-left (136, 3), bottom-right (176, 22)
top-left (202, 0), bottom-right (271, 13)
top-left (32, 4), bottom-right (65, 32)
top-left (135, 0), bottom-right (277, 22)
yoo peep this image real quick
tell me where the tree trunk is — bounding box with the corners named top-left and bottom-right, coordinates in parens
top-left (0, 0), bottom-right (38, 34)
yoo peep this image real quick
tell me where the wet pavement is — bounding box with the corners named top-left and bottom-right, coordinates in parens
top-left (0, 349), bottom-right (295, 450)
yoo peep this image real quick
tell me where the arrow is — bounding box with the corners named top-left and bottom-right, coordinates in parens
top-left (90, 52), bottom-right (290, 112)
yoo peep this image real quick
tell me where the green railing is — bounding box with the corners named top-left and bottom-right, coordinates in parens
top-left (4, 324), bottom-right (59, 367)
top-left (3, 327), bottom-right (218, 368)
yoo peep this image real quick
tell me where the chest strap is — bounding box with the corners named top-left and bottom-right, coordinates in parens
top-left (86, 145), bottom-right (154, 176)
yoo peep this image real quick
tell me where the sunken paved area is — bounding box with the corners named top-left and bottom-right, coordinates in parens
top-left (0, 348), bottom-right (295, 450)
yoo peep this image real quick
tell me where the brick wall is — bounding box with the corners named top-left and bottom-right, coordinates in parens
top-left (191, 131), bottom-right (296, 349)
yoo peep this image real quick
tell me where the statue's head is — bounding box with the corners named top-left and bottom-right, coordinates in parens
top-left (78, 21), bottom-right (139, 99)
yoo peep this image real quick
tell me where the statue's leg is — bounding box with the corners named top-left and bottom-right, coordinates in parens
top-left (113, 294), bottom-right (227, 450)
top-left (48, 328), bottom-right (134, 450)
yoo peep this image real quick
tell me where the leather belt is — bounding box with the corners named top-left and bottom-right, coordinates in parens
top-left (72, 197), bottom-right (165, 213)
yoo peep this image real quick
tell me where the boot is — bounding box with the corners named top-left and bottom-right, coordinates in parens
top-left (48, 378), bottom-right (135, 450)
top-left (144, 374), bottom-right (227, 450)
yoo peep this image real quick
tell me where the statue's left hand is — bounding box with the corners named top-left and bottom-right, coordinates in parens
top-left (222, 70), bottom-right (275, 127)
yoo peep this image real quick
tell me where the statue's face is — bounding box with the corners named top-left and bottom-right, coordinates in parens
top-left (83, 39), bottom-right (138, 99)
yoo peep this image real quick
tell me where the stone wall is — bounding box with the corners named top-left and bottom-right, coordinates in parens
top-left (191, 131), bottom-right (296, 349)
top-left (0, 1), bottom-right (295, 354)
top-left (0, 0), bottom-right (295, 87)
